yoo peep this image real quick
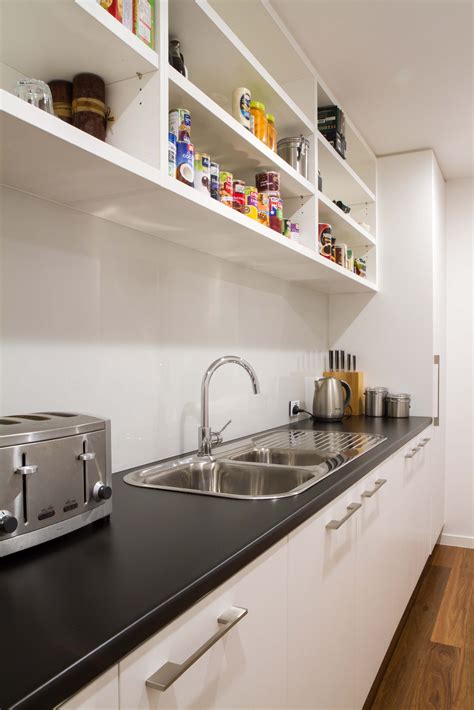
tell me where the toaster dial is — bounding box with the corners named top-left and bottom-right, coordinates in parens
top-left (0, 511), bottom-right (18, 534)
top-left (92, 481), bottom-right (112, 502)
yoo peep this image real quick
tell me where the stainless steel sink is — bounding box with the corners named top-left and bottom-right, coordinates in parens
top-left (123, 429), bottom-right (386, 500)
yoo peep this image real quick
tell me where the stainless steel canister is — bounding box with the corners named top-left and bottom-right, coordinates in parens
top-left (364, 387), bottom-right (388, 417)
top-left (385, 393), bottom-right (411, 418)
top-left (277, 135), bottom-right (309, 178)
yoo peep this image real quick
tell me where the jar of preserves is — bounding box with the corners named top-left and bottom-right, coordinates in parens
top-left (250, 101), bottom-right (267, 144)
top-left (266, 113), bottom-right (277, 151)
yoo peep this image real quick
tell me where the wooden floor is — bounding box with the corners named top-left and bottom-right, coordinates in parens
top-left (369, 545), bottom-right (473, 710)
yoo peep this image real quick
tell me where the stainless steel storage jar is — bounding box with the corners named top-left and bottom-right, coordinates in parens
top-left (277, 136), bottom-right (309, 178)
top-left (385, 393), bottom-right (411, 418)
top-left (364, 387), bottom-right (388, 417)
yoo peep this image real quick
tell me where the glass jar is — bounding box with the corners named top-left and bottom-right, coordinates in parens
top-left (250, 101), bottom-right (267, 144)
top-left (266, 113), bottom-right (277, 151)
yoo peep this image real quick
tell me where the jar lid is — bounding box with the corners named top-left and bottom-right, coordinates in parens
top-left (387, 393), bottom-right (411, 400)
top-left (250, 101), bottom-right (265, 111)
top-left (365, 387), bottom-right (388, 394)
top-left (267, 113), bottom-right (275, 122)
top-left (277, 135), bottom-right (310, 147)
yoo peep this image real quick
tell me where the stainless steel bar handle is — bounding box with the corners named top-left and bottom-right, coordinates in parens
top-left (15, 464), bottom-right (38, 475)
top-left (434, 354), bottom-right (440, 427)
top-left (146, 606), bottom-right (248, 692)
top-left (361, 479), bottom-right (387, 498)
top-left (405, 447), bottom-right (420, 459)
top-left (78, 452), bottom-right (96, 461)
top-left (418, 438), bottom-right (431, 447)
top-left (326, 502), bottom-right (361, 530)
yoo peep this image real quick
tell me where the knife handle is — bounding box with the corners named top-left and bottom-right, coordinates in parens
top-left (347, 353), bottom-right (351, 371)
top-left (329, 350), bottom-right (334, 372)
top-left (340, 350), bottom-right (345, 372)
top-left (335, 350), bottom-right (340, 371)
top-left (353, 355), bottom-right (357, 372)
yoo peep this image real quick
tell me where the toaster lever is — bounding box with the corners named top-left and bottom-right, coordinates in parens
top-left (78, 452), bottom-right (96, 461)
top-left (15, 464), bottom-right (38, 475)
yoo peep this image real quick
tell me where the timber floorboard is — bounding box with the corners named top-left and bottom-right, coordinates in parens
top-left (369, 545), bottom-right (474, 710)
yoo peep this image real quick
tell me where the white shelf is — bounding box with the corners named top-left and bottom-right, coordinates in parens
top-left (318, 191), bottom-right (376, 248)
top-left (0, 0), bottom-right (158, 86)
top-left (169, 68), bottom-right (315, 200)
top-left (169, 0), bottom-right (313, 138)
top-left (1, 91), bottom-right (375, 295)
top-left (318, 132), bottom-right (376, 205)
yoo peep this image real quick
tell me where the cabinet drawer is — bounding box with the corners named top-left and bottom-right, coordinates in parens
top-left (57, 666), bottom-right (119, 709)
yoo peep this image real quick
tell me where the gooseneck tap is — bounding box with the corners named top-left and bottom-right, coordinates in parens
top-left (198, 356), bottom-right (260, 457)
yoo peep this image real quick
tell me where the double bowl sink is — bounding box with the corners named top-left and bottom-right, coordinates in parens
top-left (124, 429), bottom-right (386, 500)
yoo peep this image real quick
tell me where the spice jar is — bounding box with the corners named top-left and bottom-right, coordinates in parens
top-left (250, 101), bottom-right (267, 144)
top-left (72, 73), bottom-right (107, 141)
top-left (48, 80), bottom-right (72, 123)
top-left (266, 113), bottom-right (277, 151)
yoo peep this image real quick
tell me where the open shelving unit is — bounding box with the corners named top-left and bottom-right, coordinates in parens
top-left (0, 0), bottom-right (379, 295)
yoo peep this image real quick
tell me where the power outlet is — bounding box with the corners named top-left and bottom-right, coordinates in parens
top-left (289, 400), bottom-right (301, 417)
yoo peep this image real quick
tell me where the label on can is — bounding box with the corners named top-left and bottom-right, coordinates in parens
top-left (240, 91), bottom-right (251, 124)
top-left (195, 153), bottom-right (210, 194)
top-left (233, 180), bottom-right (245, 213)
top-left (169, 108), bottom-right (191, 142)
top-left (168, 132), bottom-right (177, 178)
top-left (244, 186), bottom-right (258, 219)
top-left (176, 141), bottom-right (194, 186)
top-left (291, 222), bottom-right (300, 239)
top-left (257, 193), bottom-right (269, 226)
top-left (268, 196), bottom-right (283, 233)
top-left (219, 171), bottom-right (233, 206)
top-left (283, 219), bottom-right (292, 238)
top-left (210, 162), bottom-right (219, 200)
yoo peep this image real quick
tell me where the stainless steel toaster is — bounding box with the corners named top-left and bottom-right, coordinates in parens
top-left (0, 412), bottom-right (112, 557)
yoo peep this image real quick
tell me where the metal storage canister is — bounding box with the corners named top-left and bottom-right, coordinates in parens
top-left (364, 387), bottom-right (388, 417)
top-left (385, 393), bottom-right (411, 418)
top-left (277, 135), bottom-right (310, 179)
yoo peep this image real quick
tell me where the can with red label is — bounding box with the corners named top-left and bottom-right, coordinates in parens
top-left (268, 196), bottom-right (283, 233)
top-left (245, 186), bottom-right (258, 220)
top-left (219, 171), bottom-right (233, 207)
top-left (257, 193), bottom-right (269, 226)
top-left (232, 180), bottom-right (246, 213)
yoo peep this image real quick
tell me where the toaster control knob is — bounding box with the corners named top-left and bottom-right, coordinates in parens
top-left (0, 511), bottom-right (18, 534)
top-left (92, 482), bottom-right (112, 502)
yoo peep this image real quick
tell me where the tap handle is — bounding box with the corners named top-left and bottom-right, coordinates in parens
top-left (216, 419), bottom-right (232, 436)
top-left (212, 419), bottom-right (232, 446)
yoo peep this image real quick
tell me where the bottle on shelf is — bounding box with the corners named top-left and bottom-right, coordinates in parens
top-left (169, 39), bottom-right (187, 76)
top-left (266, 114), bottom-right (277, 151)
top-left (250, 101), bottom-right (268, 144)
top-left (232, 87), bottom-right (251, 131)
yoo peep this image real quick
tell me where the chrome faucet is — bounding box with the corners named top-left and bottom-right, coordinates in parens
top-left (198, 355), bottom-right (260, 457)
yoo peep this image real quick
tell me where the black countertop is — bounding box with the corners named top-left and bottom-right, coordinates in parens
top-left (0, 415), bottom-right (431, 709)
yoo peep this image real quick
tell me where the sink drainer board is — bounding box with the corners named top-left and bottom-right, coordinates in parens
top-left (249, 430), bottom-right (384, 453)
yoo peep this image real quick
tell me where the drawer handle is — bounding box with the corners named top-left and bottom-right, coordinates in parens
top-left (15, 464), bottom-right (38, 475)
top-left (78, 452), bottom-right (96, 461)
top-left (418, 438), bottom-right (431, 447)
top-left (405, 447), bottom-right (420, 459)
top-left (326, 502), bottom-right (361, 530)
top-left (361, 478), bottom-right (387, 498)
top-left (146, 606), bottom-right (248, 692)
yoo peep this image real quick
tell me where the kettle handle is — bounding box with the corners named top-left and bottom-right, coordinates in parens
top-left (341, 380), bottom-right (352, 410)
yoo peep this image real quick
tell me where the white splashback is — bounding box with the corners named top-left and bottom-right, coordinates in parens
top-left (0, 187), bottom-right (327, 472)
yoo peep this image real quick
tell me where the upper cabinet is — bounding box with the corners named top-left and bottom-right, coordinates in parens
top-left (0, 0), bottom-right (378, 294)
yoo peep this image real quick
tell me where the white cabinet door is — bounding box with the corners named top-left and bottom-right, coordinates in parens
top-left (423, 427), bottom-right (443, 550)
top-left (57, 666), bottom-right (119, 709)
top-left (287, 487), bottom-right (360, 709)
top-left (119, 539), bottom-right (287, 709)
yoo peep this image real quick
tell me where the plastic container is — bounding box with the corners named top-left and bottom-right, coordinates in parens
top-left (250, 101), bottom-right (267, 143)
top-left (266, 114), bottom-right (277, 151)
top-left (255, 171), bottom-right (280, 195)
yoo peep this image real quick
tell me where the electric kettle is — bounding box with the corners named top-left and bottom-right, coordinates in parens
top-left (312, 377), bottom-right (352, 421)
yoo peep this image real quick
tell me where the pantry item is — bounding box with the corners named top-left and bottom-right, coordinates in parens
top-left (48, 80), bottom-right (72, 123)
top-left (168, 132), bottom-right (177, 177)
top-left (335, 243), bottom-right (348, 268)
top-left (169, 38), bottom-right (187, 76)
top-left (268, 196), bottom-right (283, 233)
top-left (16, 79), bottom-right (54, 115)
top-left (250, 101), bottom-right (267, 143)
top-left (365, 387), bottom-right (389, 417)
top-left (277, 135), bottom-right (309, 179)
top-left (176, 141), bottom-right (194, 186)
top-left (318, 223), bottom-right (332, 259)
top-left (195, 153), bottom-right (210, 194)
top-left (347, 248), bottom-right (354, 272)
top-left (334, 199), bottom-right (351, 214)
top-left (266, 113), bottom-right (277, 151)
top-left (72, 73), bottom-right (107, 141)
top-left (312, 377), bottom-right (351, 422)
top-left (385, 393), bottom-right (411, 419)
top-left (169, 108), bottom-right (191, 142)
top-left (134, 0), bottom-right (154, 48)
top-left (257, 193), bottom-right (269, 226)
top-left (318, 105), bottom-right (345, 136)
top-left (318, 170), bottom-right (323, 191)
top-left (232, 87), bottom-right (251, 130)
top-left (232, 180), bottom-right (246, 213)
top-left (255, 171), bottom-right (280, 195)
top-left (291, 222), bottom-right (300, 240)
top-left (244, 186), bottom-right (258, 219)
top-left (283, 219), bottom-right (292, 238)
top-left (354, 257), bottom-right (367, 278)
top-left (122, 0), bottom-right (133, 30)
top-left (210, 162), bottom-right (220, 200)
top-left (219, 171), bottom-right (233, 207)
top-left (100, 0), bottom-right (122, 22)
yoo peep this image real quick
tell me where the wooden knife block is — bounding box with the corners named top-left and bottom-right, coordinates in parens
top-left (323, 371), bottom-right (365, 416)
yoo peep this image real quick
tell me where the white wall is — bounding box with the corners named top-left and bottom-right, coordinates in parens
top-left (0, 187), bottom-right (328, 472)
top-left (443, 178), bottom-right (474, 545)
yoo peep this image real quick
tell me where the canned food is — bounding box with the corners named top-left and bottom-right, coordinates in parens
top-left (169, 108), bottom-right (191, 142)
top-left (318, 223), bottom-right (332, 259)
top-left (168, 132), bottom-right (177, 178)
top-left (283, 219), bottom-right (292, 238)
top-left (268, 196), bottom-right (283, 233)
top-left (354, 256), bottom-right (367, 277)
top-left (232, 180), bottom-right (245, 213)
top-left (176, 141), bottom-right (194, 186)
top-left (210, 162), bottom-right (219, 200)
top-left (195, 152), bottom-right (210, 194)
top-left (256, 171), bottom-right (280, 195)
top-left (257, 193), bottom-right (269, 226)
top-left (244, 186), bottom-right (258, 219)
top-left (291, 222), bottom-right (300, 240)
top-left (219, 171), bottom-right (233, 207)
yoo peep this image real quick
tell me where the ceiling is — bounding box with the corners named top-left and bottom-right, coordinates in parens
top-left (272, 0), bottom-right (474, 180)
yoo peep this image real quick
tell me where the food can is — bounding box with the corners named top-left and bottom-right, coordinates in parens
top-left (268, 196), bottom-right (283, 233)
top-left (210, 162), bottom-right (220, 200)
top-left (256, 171), bottom-right (280, 195)
top-left (232, 87), bottom-right (251, 131)
top-left (176, 141), bottom-right (194, 186)
top-left (318, 223), bottom-right (332, 259)
top-left (347, 248), bottom-right (354, 272)
top-left (354, 257), bottom-right (367, 278)
top-left (168, 132), bottom-right (177, 178)
top-left (195, 152), bottom-right (210, 194)
top-left (244, 186), bottom-right (258, 220)
top-left (257, 193), bottom-right (269, 226)
top-left (283, 219), bottom-right (292, 238)
top-left (291, 222), bottom-right (300, 240)
top-left (169, 108), bottom-right (191, 142)
top-left (232, 180), bottom-right (246, 213)
top-left (219, 171), bottom-right (233, 207)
